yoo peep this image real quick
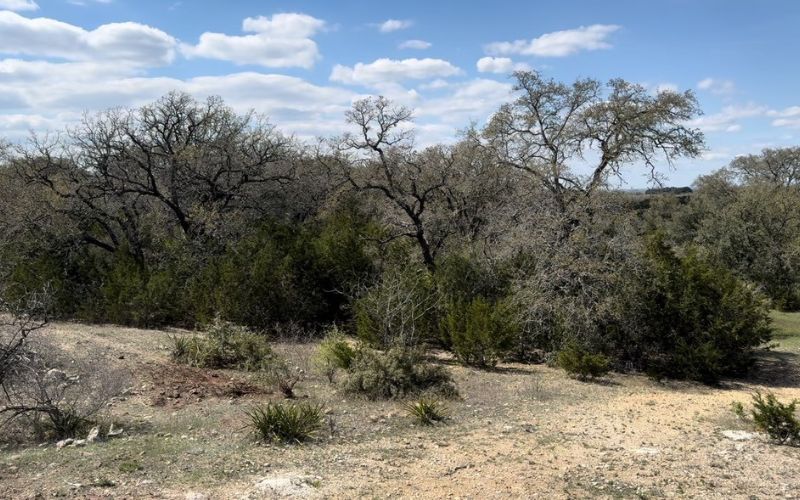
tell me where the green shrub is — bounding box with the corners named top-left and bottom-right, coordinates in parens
top-left (316, 327), bottom-right (357, 370)
top-left (557, 344), bottom-right (610, 380)
top-left (246, 402), bottom-right (324, 444)
top-left (313, 327), bottom-right (357, 383)
top-left (342, 348), bottom-right (457, 400)
top-left (442, 297), bottom-right (517, 368)
top-left (169, 317), bottom-right (274, 371)
top-left (404, 397), bottom-right (449, 425)
top-left (632, 234), bottom-right (773, 383)
top-left (751, 392), bottom-right (800, 445)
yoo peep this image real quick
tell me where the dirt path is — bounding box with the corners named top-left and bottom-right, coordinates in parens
top-left (1, 321), bottom-right (799, 499)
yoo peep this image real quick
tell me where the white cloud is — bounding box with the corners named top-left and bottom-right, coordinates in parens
top-left (398, 39), bottom-right (431, 50)
top-left (330, 58), bottom-right (461, 86)
top-left (0, 59), bottom-right (359, 140)
top-left (378, 19), bottom-right (412, 33)
top-left (0, 11), bottom-right (176, 66)
top-left (485, 24), bottom-right (620, 57)
top-left (417, 78), bottom-right (512, 124)
top-left (67, 0), bottom-right (113, 5)
top-left (769, 106), bottom-right (800, 128)
top-left (688, 104), bottom-right (767, 133)
top-left (0, 0), bottom-right (38, 11)
top-left (697, 78), bottom-right (735, 95)
top-left (476, 56), bottom-right (530, 74)
top-left (181, 13), bottom-right (325, 68)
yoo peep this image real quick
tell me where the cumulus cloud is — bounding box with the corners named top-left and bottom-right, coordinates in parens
top-left (485, 24), bottom-right (620, 57)
top-left (769, 106), bottom-right (800, 128)
top-left (378, 19), bottom-right (412, 33)
top-left (330, 58), bottom-right (461, 86)
top-left (181, 13), bottom-right (325, 68)
top-left (0, 11), bottom-right (176, 66)
top-left (0, 59), bottom-right (360, 140)
top-left (0, 0), bottom-right (38, 11)
top-left (688, 104), bottom-right (767, 133)
top-left (398, 39), bottom-right (431, 50)
top-left (476, 56), bottom-right (530, 74)
top-left (697, 78), bottom-right (735, 95)
top-left (418, 78), bottom-right (512, 124)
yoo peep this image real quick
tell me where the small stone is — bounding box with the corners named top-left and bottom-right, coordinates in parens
top-left (721, 430), bottom-right (758, 441)
top-left (86, 426), bottom-right (100, 443)
top-left (56, 439), bottom-right (74, 449)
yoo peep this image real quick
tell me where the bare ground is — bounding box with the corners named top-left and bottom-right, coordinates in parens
top-left (1, 319), bottom-right (799, 499)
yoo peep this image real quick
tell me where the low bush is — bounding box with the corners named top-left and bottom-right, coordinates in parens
top-left (316, 327), bottom-right (357, 370)
top-left (342, 348), bottom-right (457, 400)
top-left (246, 402), bottom-right (324, 444)
top-left (313, 327), bottom-right (357, 383)
top-left (442, 297), bottom-right (517, 368)
top-left (557, 344), bottom-right (610, 380)
top-left (1, 342), bottom-right (128, 442)
top-left (751, 391), bottom-right (800, 445)
top-left (263, 361), bottom-right (302, 399)
top-left (169, 317), bottom-right (274, 371)
top-left (353, 266), bottom-right (439, 348)
top-left (404, 397), bottom-right (449, 425)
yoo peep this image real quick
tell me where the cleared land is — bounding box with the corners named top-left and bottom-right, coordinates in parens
top-left (1, 314), bottom-right (799, 499)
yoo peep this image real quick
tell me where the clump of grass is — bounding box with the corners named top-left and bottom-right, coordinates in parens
top-left (169, 317), bottom-right (274, 371)
top-left (731, 401), bottom-right (747, 420)
top-left (404, 397), bottom-right (449, 426)
top-left (246, 402), bottom-right (324, 444)
top-left (751, 391), bottom-right (800, 445)
top-left (118, 461), bottom-right (142, 473)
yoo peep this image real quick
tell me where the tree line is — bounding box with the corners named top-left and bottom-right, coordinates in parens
top-left (1, 71), bottom-right (796, 383)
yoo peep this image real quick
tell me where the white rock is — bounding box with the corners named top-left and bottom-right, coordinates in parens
top-left (55, 438), bottom-right (74, 449)
top-left (86, 426), bottom-right (100, 443)
top-left (247, 475), bottom-right (319, 498)
top-left (721, 430), bottom-right (758, 441)
top-left (108, 424), bottom-right (124, 437)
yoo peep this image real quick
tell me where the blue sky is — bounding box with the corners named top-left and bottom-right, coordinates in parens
top-left (1, 0), bottom-right (799, 186)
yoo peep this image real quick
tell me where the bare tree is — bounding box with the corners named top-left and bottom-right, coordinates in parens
top-left (728, 147), bottom-right (800, 188)
top-left (327, 97), bottom-right (514, 270)
top-left (14, 93), bottom-right (297, 261)
top-left (484, 71), bottom-right (704, 221)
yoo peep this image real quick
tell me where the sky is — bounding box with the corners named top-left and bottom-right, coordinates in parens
top-left (0, 0), bottom-right (798, 187)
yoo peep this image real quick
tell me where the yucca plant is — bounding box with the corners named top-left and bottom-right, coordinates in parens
top-left (246, 402), bottom-right (324, 444)
top-left (404, 397), bottom-right (449, 426)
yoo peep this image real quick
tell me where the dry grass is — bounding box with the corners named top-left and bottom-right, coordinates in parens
top-left (0, 316), bottom-right (798, 498)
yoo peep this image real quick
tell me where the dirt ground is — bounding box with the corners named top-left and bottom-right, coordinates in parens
top-left (1, 318), bottom-right (799, 499)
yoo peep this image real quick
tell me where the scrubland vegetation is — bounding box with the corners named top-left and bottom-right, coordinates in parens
top-left (1, 71), bottom-right (799, 497)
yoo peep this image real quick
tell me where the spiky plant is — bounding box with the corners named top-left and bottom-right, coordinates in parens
top-left (404, 397), bottom-right (449, 426)
top-left (246, 402), bottom-right (324, 444)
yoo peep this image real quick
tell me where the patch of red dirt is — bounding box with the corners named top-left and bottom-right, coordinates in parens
top-left (143, 362), bottom-right (268, 408)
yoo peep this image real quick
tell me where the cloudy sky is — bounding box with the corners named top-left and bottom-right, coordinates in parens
top-left (1, 0), bottom-right (798, 186)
